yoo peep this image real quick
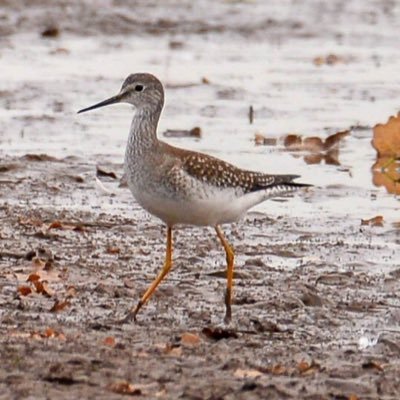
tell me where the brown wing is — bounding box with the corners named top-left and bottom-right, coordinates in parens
top-left (160, 142), bottom-right (302, 193)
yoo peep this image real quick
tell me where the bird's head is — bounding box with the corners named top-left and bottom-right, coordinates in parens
top-left (78, 73), bottom-right (164, 114)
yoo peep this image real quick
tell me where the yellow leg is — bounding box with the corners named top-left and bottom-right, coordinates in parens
top-left (124, 226), bottom-right (173, 322)
top-left (215, 225), bottom-right (235, 324)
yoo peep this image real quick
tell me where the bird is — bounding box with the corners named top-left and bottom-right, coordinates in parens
top-left (78, 73), bottom-right (310, 323)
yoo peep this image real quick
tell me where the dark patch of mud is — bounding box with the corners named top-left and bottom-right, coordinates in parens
top-left (1, 155), bottom-right (400, 399)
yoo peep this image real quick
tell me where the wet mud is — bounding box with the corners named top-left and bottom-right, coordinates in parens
top-left (1, 1), bottom-right (400, 399)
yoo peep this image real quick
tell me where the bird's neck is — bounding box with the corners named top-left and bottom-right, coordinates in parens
top-left (126, 107), bottom-right (161, 156)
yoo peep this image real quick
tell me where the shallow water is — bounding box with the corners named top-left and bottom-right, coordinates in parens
top-left (2, 27), bottom-right (400, 223)
top-left (1, 1), bottom-right (400, 398)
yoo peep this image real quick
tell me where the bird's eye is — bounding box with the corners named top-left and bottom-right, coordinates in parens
top-left (135, 84), bottom-right (144, 92)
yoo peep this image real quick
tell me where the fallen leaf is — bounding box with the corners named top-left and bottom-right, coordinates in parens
top-left (108, 381), bottom-right (142, 396)
top-left (372, 158), bottom-right (400, 195)
top-left (324, 130), bottom-right (350, 150)
top-left (348, 395), bottom-right (359, 400)
top-left (303, 153), bottom-right (324, 165)
top-left (38, 328), bottom-right (65, 340)
top-left (298, 361), bottom-right (309, 373)
top-left (47, 220), bottom-right (86, 232)
top-left (267, 364), bottom-right (287, 375)
top-left (181, 332), bottom-right (201, 347)
top-left (33, 280), bottom-right (54, 297)
top-left (103, 336), bottom-right (116, 347)
top-left (284, 134), bottom-right (303, 150)
top-left (18, 286), bottom-right (32, 296)
top-left (284, 131), bottom-right (349, 153)
top-left (297, 360), bottom-right (319, 375)
top-left (361, 215), bottom-right (384, 227)
top-left (106, 246), bottom-right (120, 254)
top-left (234, 368), bottom-right (262, 379)
top-left (44, 328), bottom-right (57, 338)
top-left (27, 273), bottom-right (40, 282)
top-left (50, 300), bottom-right (70, 312)
top-left (372, 112), bottom-right (400, 158)
top-left (48, 220), bottom-right (63, 229)
top-left (303, 137), bottom-right (324, 151)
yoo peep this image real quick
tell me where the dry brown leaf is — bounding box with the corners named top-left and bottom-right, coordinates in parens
top-left (303, 154), bottom-right (324, 165)
top-left (108, 381), bottom-right (142, 396)
top-left (372, 112), bottom-right (400, 157)
top-left (27, 273), bottom-right (40, 282)
top-left (50, 300), bottom-right (70, 312)
top-left (297, 360), bottom-right (310, 373)
top-left (30, 328), bottom-right (66, 340)
top-left (324, 149), bottom-right (341, 165)
top-left (106, 246), bottom-right (120, 254)
top-left (297, 360), bottom-right (319, 375)
top-left (234, 368), bottom-right (262, 379)
top-left (181, 332), bottom-right (201, 347)
top-left (48, 220), bottom-right (63, 230)
top-left (348, 395), bottom-right (359, 400)
top-left (361, 215), bottom-right (384, 227)
top-left (43, 328), bottom-right (59, 338)
top-left (284, 131), bottom-right (348, 153)
top-left (284, 134), bottom-right (303, 150)
top-left (324, 130), bottom-right (350, 150)
top-left (269, 364), bottom-right (287, 375)
top-left (103, 336), bottom-right (116, 347)
top-left (303, 137), bottom-right (324, 151)
top-left (372, 158), bottom-right (400, 194)
top-left (18, 286), bottom-right (32, 296)
top-left (47, 220), bottom-right (86, 232)
top-left (42, 282), bottom-right (55, 297)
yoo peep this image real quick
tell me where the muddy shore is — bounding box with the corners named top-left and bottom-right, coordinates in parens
top-left (1, 1), bottom-right (400, 399)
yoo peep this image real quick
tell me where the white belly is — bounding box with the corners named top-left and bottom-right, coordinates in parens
top-left (130, 185), bottom-right (266, 227)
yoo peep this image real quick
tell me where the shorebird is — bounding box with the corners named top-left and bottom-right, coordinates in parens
top-left (78, 73), bottom-right (310, 323)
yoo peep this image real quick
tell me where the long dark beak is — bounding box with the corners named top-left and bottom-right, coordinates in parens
top-left (77, 93), bottom-right (123, 114)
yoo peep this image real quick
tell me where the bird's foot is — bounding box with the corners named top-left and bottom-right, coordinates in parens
top-left (116, 301), bottom-right (142, 324)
